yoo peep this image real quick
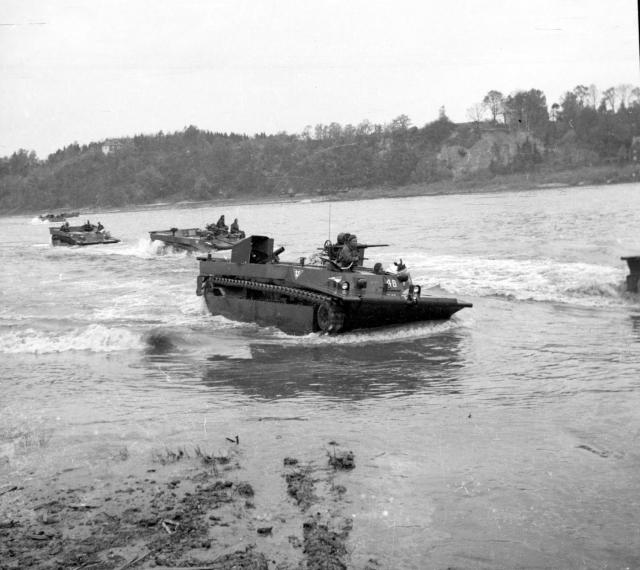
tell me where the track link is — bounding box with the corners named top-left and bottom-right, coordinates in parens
top-left (206, 276), bottom-right (335, 306)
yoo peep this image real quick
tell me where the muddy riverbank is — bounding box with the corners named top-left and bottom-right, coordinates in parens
top-left (0, 441), bottom-right (365, 570)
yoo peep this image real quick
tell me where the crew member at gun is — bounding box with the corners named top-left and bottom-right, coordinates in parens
top-left (337, 234), bottom-right (359, 268)
top-left (216, 215), bottom-right (228, 231)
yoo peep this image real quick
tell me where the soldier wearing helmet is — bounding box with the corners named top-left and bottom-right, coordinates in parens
top-left (337, 233), bottom-right (359, 268)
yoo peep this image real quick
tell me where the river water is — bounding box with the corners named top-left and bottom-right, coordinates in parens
top-left (1, 184), bottom-right (640, 568)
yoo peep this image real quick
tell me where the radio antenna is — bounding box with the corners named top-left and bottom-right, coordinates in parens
top-left (328, 202), bottom-right (332, 242)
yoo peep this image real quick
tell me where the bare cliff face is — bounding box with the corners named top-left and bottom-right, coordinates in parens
top-left (439, 129), bottom-right (545, 178)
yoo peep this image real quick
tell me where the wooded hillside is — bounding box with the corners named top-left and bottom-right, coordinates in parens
top-left (2, 84), bottom-right (639, 213)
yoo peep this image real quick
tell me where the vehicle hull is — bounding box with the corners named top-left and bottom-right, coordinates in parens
top-left (204, 293), bottom-right (317, 334)
top-left (203, 287), bottom-right (467, 335)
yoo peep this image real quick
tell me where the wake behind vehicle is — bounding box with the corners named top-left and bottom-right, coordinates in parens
top-left (50, 221), bottom-right (120, 246)
top-left (149, 227), bottom-right (246, 253)
top-left (196, 234), bottom-right (472, 335)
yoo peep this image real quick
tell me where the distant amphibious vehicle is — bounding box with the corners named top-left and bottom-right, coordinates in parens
top-left (50, 221), bottom-right (120, 246)
top-left (196, 234), bottom-right (472, 335)
top-left (149, 227), bottom-right (245, 253)
top-left (39, 211), bottom-right (80, 222)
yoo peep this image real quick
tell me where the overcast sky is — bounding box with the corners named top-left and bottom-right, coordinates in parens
top-left (1, 0), bottom-right (639, 158)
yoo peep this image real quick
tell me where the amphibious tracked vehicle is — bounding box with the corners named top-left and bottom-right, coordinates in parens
top-left (50, 223), bottom-right (120, 246)
top-left (39, 211), bottom-right (79, 222)
top-left (196, 235), bottom-right (472, 335)
top-left (149, 227), bottom-right (245, 253)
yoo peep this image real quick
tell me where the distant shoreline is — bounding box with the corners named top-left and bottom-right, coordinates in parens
top-left (15, 163), bottom-right (640, 217)
top-left (321, 163), bottom-right (640, 204)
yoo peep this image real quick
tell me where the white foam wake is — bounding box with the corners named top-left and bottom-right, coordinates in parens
top-left (405, 255), bottom-right (630, 307)
top-left (270, 317), bottom-right (468, 345)
top-left (119, 238), bottom-right (189, 259)
top-left (0, 324), bottom-right (144, 354)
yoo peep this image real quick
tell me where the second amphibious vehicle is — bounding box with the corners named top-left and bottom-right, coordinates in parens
top-left (50, 222), bottom-right (120, 246)
top-left (149, 227), bottom-right (245, 253)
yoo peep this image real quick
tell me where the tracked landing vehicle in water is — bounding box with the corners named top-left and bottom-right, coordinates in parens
top-left (50, 223), bottom-right (120, 246)
top-left (39, 211), bottom-right (79, 222)
top-left (149, 227), bottom-right (245, 253)
top-left (196, 235), bottom-right (472, 335)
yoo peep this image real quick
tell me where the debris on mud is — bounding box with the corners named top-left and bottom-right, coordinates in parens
top-left (328, 448), bottom-right (355, 470)
top-left (303, 514), bottom-right (353, 570)
top-left (576, 443), bottom-right (612, 458)
top-left (285, 465), bottom-right (317, 510)
top-left (283, 448), bottom-right (356, 570)
top-left (235, 482), bottom-right (255, 497)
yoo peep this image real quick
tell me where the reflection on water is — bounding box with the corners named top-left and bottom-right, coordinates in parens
top-left (630, 314), bottom-right (640, 340)
top-left (200, 331), bottom-right (466, 401)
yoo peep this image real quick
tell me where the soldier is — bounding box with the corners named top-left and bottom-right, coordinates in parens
top-left (216, 215), bottom-right (228, 231)
top-left (230, 218), bottom-right (240, 233)
top-left (337, 234), bottom-right (358, 268)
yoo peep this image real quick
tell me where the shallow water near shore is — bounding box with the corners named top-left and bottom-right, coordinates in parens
top-left (2, 183), bottom-right (640, 568)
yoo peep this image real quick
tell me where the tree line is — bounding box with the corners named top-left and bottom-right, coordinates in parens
top-left (1, 83), bottom-right (639, 212)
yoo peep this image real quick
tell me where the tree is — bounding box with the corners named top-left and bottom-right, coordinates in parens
top-left (572, 85), bottom-right (589, 107)
top-left (193, 175), bottom-right (211, 199)
top-left (466, 103), bottom-right (485, 124)
top-left (559, 91), bottom-right (580, 125)
top-left (482, 90), bottom-right (505, 123)
top-left (504, 89), bottom-right (549, 137)
top-left (573, 105), bottom-right (600, 148)
top-left (587, 84), bottom-right (599, 108)
top-left (420, 114), bottom-right (456, 150)
top-left (327, 122), bottom-right (343, 140)
top-left (314, 124), bottom-right (328, 140)
top-left (616, 84), bottom-right (634, 108)
top-left (388, 114), bottom-right (411, 132)
top-left (8, 149), bottom-right (38, 176)
top-left (356, 120), bottom-right (373, 137)
top-left (601, 87), bottom-right (617, 112)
